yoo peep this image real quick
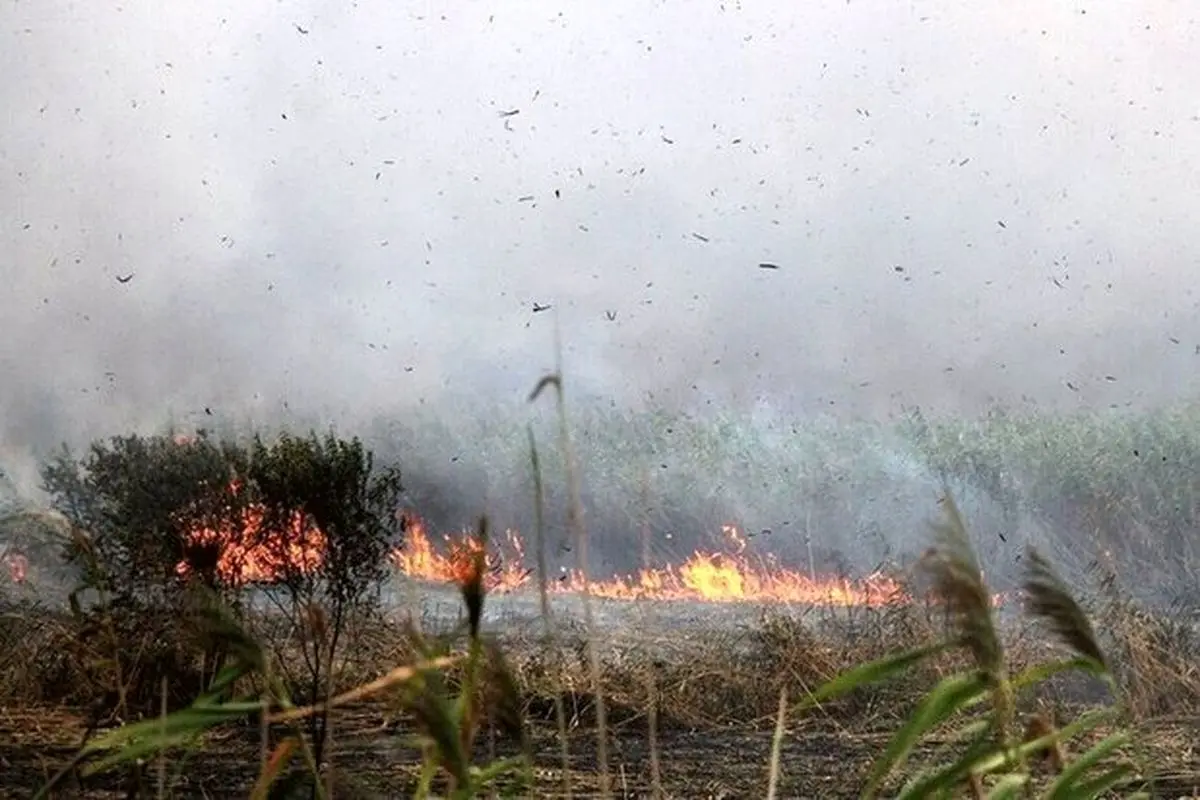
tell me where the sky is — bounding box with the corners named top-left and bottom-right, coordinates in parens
top-left (3, 0), bottom-right (1200, 477)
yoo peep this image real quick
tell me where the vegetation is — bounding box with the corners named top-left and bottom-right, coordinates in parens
top-left (20, 429), bottom-right (405, 795)
top-left (3, 391), bottom-right (1200, 796)
top-left (377, 400), bottom-right (1200, 602)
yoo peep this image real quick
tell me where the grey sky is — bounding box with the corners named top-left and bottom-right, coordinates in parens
top-left (3, 0), bottom-right (1200, 466)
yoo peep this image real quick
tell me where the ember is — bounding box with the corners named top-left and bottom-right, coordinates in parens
top-left (3, 551), bottom-right (28, 584)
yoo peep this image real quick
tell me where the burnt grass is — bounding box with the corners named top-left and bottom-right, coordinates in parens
top-left (4, 580), bottom-right (1200, 798)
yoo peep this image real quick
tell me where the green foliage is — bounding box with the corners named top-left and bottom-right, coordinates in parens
top-left (42, 432), bottom-right (252, 600)
top-left (909, 404), bottom-right (1200, 590)
top-left (793, 494), bottom-right (1150, 799)
top-left (239, 431), bottom-right (405, 787)
top-left (246, 431), bottom-right (403, 607)
top-left (15, 399), bottom-right (1192, 797)
top-left (41, 429), bottom-right (403, 606)
top-left (375, 401), bottom-right (1200, 605)
top-left (34, 426), bottom-right (407, 787)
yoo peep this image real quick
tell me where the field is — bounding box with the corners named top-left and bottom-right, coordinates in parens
top-left (5, 401), bottom-right (1200, 797)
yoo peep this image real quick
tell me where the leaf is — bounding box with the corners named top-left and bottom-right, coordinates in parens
top-left (1068, 763), bottom-right (1137, 799)
top-left (82, 700), bottom-right (263, 764)
top-left (934, 707), bottom-right (1115, 788)
top-left (82, 731), bottom-right (199, 777)
top-left (461, 756), bottom-right (531, 798)
top-left (1009, 657), bottom-right (1108, 692)
top-left (986, 773), bottom-right (1030, 799)
top-left (864, 671), bottom-right (991, 798)
top-left (894, 734), bottom-right (1001, 800)
top-left (204, 662), bottom-right (256, 699)
top-left (413, 751), bottom-right (439, 800)
top-left (407, 683), bottom-right (469, 785)
top-left (919, 716), bottom-right (993, 767)
top-left (249, 737), bottom-right (300, 800)
top-left (265, 655), bottom-right (458, 723)
top-left (193, 599), bottom-right (266, 673)
top-left (1046, 731), bottom-right (1131, 800)
top-left (794, 640), bottom-right (951, 714)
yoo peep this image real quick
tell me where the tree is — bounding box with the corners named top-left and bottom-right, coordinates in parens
top-left (40, 427), bottom-right (406, 778)
top-left (244, 431), bottom-right (404, 785)
top-left (42, 431), bottom-right (254, 605)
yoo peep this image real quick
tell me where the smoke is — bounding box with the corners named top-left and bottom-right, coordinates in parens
top-left (3, 0), bottom-right (1200, 575)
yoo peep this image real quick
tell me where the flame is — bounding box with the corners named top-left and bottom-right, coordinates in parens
top-left (167, 489), bottom-right (977, 608)
top-left (174, 482), bottom-right (326, 586)
top-left (392, 517), bottom-right (908, 607)
top-left (150, 433), bottom-right (979, 604)
top-left (391, 519), bottom-right (531, 591)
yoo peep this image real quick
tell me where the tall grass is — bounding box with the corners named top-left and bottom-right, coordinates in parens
top-left (8, 392), bottom-right (1200, 795)
top-left (22, 490), bottom-right (1159, 798)
top-left (374, 400), bottom-right (1200, 605)
top-left (789, 495), bottom-right (1151, 798)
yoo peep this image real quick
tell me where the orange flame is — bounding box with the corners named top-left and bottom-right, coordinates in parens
top-left (154, 433), bottom-right (964, 605)
top-left (169, 491), bottom-right (983, 608)
top-left (391, 517), bottom-right (908, 607)
top-left (391, 519), bottom-right (531, 591)
top-left (174, 483), bottom-right (326, 586)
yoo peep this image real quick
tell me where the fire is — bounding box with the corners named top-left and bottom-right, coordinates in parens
top-left (392, 518), bottom-right (908, 607)
top-left (175, 482), bottom-right (326, 586)
top-left (166, 488), bottom-right (920, 607)
top-left (391, 519), bottom-right (531, 592)
top-left (176, 506), bottom-right (326, 585)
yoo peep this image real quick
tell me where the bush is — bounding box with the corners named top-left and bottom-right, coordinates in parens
top-left (41, 431), bottom-right (254, 605)
top-left (38, 428), bottom-right (405, 749)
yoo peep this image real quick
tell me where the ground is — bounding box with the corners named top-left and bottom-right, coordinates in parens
top-left (6, 690), bottom-right (1200, 798)
top-left (0, 704), bottom-right (881, 798)
top-left (6, 583), bottom-right (1200, 798)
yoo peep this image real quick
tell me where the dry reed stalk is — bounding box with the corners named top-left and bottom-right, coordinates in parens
top-left (529, 328), bottom-right (611, 798)
top-left (528, 426), bottom-right (572, 799)
top-left (265, 656), bottom-right (458, 724)
top-left (639, 466), bottom-right (664, 800)
top-left (766, 686), bottom-right (787, 800)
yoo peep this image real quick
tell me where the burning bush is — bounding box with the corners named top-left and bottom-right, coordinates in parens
top-left (38, 428), bottom-right (406, 745)
top-left (41, 431), bottom-right (255, 602)
top-left (42, 430), bottom-right (402, 595)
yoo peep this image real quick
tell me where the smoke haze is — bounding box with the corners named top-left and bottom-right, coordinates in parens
top-left (3, 1), bottom-right (1200, 508)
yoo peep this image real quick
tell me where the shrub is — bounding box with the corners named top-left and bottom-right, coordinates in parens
top-left (39, 428), bottom-right (405, 757)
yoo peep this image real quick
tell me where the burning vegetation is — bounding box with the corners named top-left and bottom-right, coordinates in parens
top-left (4, 420), bottom-right (1192, 798)
top-left (391, 516), bottom-right (908, 606)
top-left (100, 434), bottom-right (915, 605)
top-left (19, 428), bottom-right (1008, 611)
top-left (173, 479), bottom-right (328, 586)
top-left (168, 492), bottom-right (906, 606)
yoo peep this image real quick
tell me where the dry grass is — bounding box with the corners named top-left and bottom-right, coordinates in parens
top-left (8, 386), bottom-right (1200, 796)
top-left (3, 581), bottom-right (1200, 797)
